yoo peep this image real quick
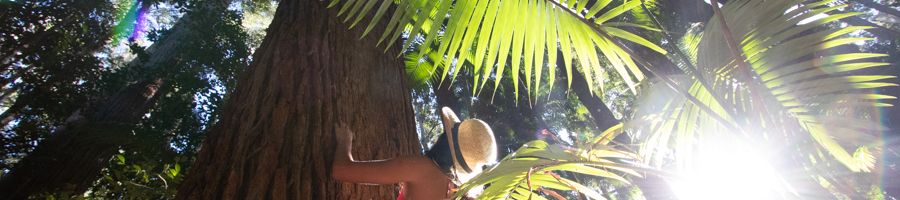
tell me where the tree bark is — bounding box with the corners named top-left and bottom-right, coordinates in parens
top-left (0, 79), bottom-right (162, 199)
top-left (175, 0), bottom-right (420, 199)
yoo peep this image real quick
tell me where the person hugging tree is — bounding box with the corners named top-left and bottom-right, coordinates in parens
top-left (332, 107), bottom-right (498, 199)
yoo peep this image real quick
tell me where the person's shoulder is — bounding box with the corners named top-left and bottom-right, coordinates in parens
top-left (390, 155), bottom-right (434, 169)
top-left (391, 155), bottom-right (447, 179)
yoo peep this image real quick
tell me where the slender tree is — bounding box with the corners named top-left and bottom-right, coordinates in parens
top-left (571, 71), bottom-right (619, 131)
top-left (0, 1), bottom-right (248, 198)
top-left (0, 79), bottom-right (163, 199)
top-left (0, 0), bottom-right (116, 154)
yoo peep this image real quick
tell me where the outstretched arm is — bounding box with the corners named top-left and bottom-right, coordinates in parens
top-left (331, 123), bottom-right (430, 184)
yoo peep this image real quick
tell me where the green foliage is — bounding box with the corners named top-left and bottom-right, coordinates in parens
top-left (330, 0), bottom-right (666, 99)
top-left (0, 0), bottom-right (118, 170)
top-left (629, 0), bottom-right (895, 197)
top-left (84, 2), bottom-right (253, 198)
top-left (85, 152), bottom-right (185, 199)
top-left (3, 0), bottom-right (896, 199)
top-left (0, 0), bottom-right (254, 198)
top-left (456, 125), bottom-right (643, 199)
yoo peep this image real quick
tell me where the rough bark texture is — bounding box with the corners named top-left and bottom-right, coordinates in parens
top-left (0, 79), bottom-right (162, 199)
top-left (175, 0), bottom-right (420, 199)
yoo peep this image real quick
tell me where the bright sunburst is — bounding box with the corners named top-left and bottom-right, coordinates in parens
top-left (668, 138), bottom-right (792, 200)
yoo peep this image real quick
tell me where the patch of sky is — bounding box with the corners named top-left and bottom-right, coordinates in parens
top-left (192, 70), bottom-right (227, 129)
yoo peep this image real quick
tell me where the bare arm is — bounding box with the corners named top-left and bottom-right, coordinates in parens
top-left (331, 123), bottom-right (431, 184)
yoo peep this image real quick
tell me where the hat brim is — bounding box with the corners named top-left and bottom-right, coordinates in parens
top-left (439, 107), bottom-right (471, 174)
top-left (440, 107), bottom-right (460, 132)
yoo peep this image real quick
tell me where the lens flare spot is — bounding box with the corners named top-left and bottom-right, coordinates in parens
top-left (112, 0), bottom-right (148, 43)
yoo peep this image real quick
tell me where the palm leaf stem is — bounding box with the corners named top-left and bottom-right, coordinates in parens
top-left (638, 0), bottom-right (699, 73)
top-left (538, 160), bottom-right (673, 179)
top-left (624, 46), bottom-right (744, 132)
top-left (638, 0), bottom-right (742, 127)
top-left (709, 0), bottom-right (746, 68)
top-left (537, 188), bottom-right (567, 200)
top-left (709, 0), bottom-right (776, 133)
top-left (547, 172), bottom-right (581, 197)
top-left (526, 167), bottom-right (535, 199)
top-left (606, 25), bottom-right (743, 133)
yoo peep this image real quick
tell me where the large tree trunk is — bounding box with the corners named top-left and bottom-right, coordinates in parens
top-left (175, 0), bottom-right (420, 199)
top-left (0, 79), bottom-right (162, 199)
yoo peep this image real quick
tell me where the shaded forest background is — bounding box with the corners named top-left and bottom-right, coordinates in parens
top-left (0, 0), bottom-right (897, 199)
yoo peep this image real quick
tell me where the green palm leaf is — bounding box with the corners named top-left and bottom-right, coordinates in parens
top-left (329, 0), bottom-right (666, 98)
top-left (455, 137), bottom-right (641, 199)
top-left (631, 0), bottom-right (894, 176)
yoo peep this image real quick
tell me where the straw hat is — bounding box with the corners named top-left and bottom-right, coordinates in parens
top-left (440, 107), bottom-right (498, 183)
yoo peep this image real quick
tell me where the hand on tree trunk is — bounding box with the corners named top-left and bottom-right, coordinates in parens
top-left (334, 122), bottom-right (355, 162)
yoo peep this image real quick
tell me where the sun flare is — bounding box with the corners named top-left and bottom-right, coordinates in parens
top-left (669, 141), bottom-right (792, 200)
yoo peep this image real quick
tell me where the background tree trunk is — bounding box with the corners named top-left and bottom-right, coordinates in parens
top-left (570, 71), bottom-right (619, 131)
top-left (0, 79), bottom-right (162, 199)
top-left (175, 0), bottom-right (420, 199)
top-left (0, 2), bottom-right (230, 198)
top-left (431, 77), bottom-right (461, 112)
top-left (567, 69), bottom-right (678, 200)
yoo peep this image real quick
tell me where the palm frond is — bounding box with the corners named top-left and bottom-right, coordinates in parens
top-left (631, 0), bottom-right (894, 174)
top-left (456, 137), bottom-right (641, 199)
top-left (329, 0), bottom-right (666, 98)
